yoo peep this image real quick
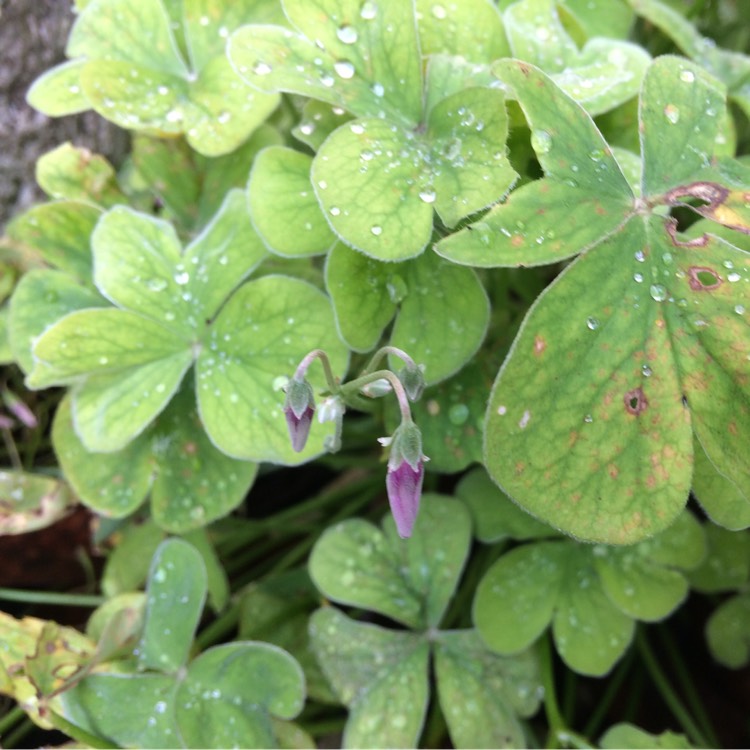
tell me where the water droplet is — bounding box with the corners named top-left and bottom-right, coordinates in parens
top-left (680, 70), bottom-right (695, 83)
top-left (586, 317), bottom-right (599, 330)
top-left (337, 24), bottom-right (358, 44)
top-left (661, 252), bottom-right (673, 265)
top-left (99, 356), bottom-right (109, 365)
top-left (217, 111), bottom-right (230, 124)
top-left (165, 108), bottom-right (183, 123)
top-left (174, 271), bottom-right (190, 285)
top-left (155, 701), bottom-right (167, 714)
top-left (157, 85), bottom-right (170, 96)
top-left (431, 4), bottom-right (447, 19)
top-left (664, 104), bottom-right (680, 124)
top-left (371, 225), bottom-right (382, 236)
top-left (419, 188), bottom-right (436, 203)
top-left (360, 1), bottom-right (377, 19)
top-left (350, 122), bottom-right (365, 134)
top-left (252, 60), bottom-right (273, 76)
top-left (642, 364), bottom-right (653, 377)
top-left (386, 275), bottom-right (407, 303)
top-left (330, 206), bottom-right (341, 216)
top-left (583, 414), bottom-right (593, 423)
top-left (318, 180), bottom-right (328, 190)
top-left (146, 278), bottom-right (168, 292)
top-left (530, 129), bottom-right (552, 154)
top-left (372, 82), bottom-right (384, 97)
top-left (727, 272), bottom-right (741, 282)
top-left (650, 284), bottom-right (667, 301)
top-left (448, 403), bottom-right (469, 425)
top-left (334, 60), bottom-right (355, 79)
top-left (320, 73), bottom-right (335, 87)
top-left (735, 304), bottom-right (746, 315)
top-left (633, 272), bottom-right (644, 283)
top-left (519, 410), bottom-right (531, 429)
top-left (634, 249), bottom-right (645, 262)
top-left (497, 405), bottom-right (507, 416)
top-left (299, 122), bottom-right (314, 136)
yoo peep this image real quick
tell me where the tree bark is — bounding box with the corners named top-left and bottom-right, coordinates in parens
top-left (0, 0), bottom-right (129, 229)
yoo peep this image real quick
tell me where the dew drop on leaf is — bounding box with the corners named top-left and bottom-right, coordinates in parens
top-left (649, 284), bottom-right (667, 301)
top-left (336, 24), bottom-right (358, 44)
top-left (735, 304), bottom-right (746, 315)
top-left (642, 364), bottom-right (653, 377)
top-left (370, 224), bottom-right (383, 236)
top-left (448, 403), bottom-right (469, 425)
top-left (418, 188), bottom-right (436, 204)
top-left (334, 60), bottom-right (355, 79)
top-left (174, 271), bottom-right (189, 285)
top-left (320, 73), bottom-right (335, 87)
top-left (634, 250), bottom-right (645, 262)
top-left (633, 272), bottom-right (643, 283)
top-left (586, 317), bottom-right (599, 330)
top-left (372, 82), bottom-right (384, 97)
top-left (530, 130), bottom-right (552, 154)
top-left (663, 104), bottom-right (680, 124)
top-left (360, 1), bottom-right (377, 19)
top-left (680, 70), bottom-right (695, 83)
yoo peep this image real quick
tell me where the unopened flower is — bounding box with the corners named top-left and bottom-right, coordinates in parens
top-left (383, 421), bottom-right (428, 538)
top-left (283, 378), bottom-right (315, 452)
top-left (397, 363), bottom-right (425, 402)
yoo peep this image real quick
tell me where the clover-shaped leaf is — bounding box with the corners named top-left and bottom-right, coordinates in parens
top-left (309, 495), bottom-right (542, 748)
top-left (439, 57), bottom-right (750, 544)
top-left (309, 495), bottom-right (472, 629)
top-left (326, 245), bottom-right (489, 383)
top-left (53, 386), bottom-right (257, 532)
top-left (230, 0), bottom-right (517, 260)
top-left (27, 193), bottom-right (348, 462)
top-left (61, 538), bottom-right (306, 749)
top-left (0, 471), bottom-right (76, 536)
top-left (28, 0), bottom-right (279, 156)
top-left (600, 723), bottom-right (694, 749)
top-left (474, 511), bottom-right (706, 675)
top-left (310, 607), bottom-right (430, 749)
top-left (504, 0), bottom-right (650, 115)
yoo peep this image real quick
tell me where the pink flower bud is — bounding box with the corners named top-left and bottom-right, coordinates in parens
top-left (386, 456), bottom-right (424, 538)
top-left (284, 378), bottom-right (315, 452)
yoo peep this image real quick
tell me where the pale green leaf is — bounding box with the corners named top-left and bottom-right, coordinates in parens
top-left (26, 60), bottom-right (90, 116)
top-left (0, 471), bottom-right (76, 536)
top-left (600, 722), bottom-right (694, 749)
top-left (705, 594), bottom-right (750, 669)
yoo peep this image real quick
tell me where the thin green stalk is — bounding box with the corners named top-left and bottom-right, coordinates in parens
top-left (0, 704), bottom-right (25, 737)
top-left (47, 710), bottom-right (118, 749)
top-left (636, 628), bottom-right (709, 747)
top-left (655, 624), bottom-right (719, 748)
top-left (3, 716), bottom-right (34, 749)
top-left (582, 644), bottom-right (635, 738)
top-left (0, 588), bottom-right (105, 607)
top-left (561, 666), bottom-right (578, 726)
top-left (539, 636), bottom-right (592, 749)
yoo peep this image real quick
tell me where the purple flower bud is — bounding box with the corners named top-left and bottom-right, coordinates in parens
top-left (284, 378), bottom-right (315, 452)
top-left (383, 421), bottom-right (427, 538)
top-left (386, 457), bottom-right (424, 538)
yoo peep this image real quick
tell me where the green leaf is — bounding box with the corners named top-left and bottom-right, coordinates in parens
top-left (53, 387), bottom-right (258, 532)
top-left (138, 538), bottom-right (207, 673)
top-left (181, 528), bottom-right (231, 613)
top-left (592, 512), bottom-right (705, 621)
top-left (503, 0), bottom-right (649, 114)
top-left (416, 0), bottom-right (509, 62)
top-left (174, 642), bottom-right (305, 748)
top-left (325, 242), bottom-right (398, 352)
top-left (292, 100), bottom-right (353, 152)
top-left (0, 471), bottom-right (76, 536)
top-left (62, 673), bottom-right (181, 747)
top-left (9, 270), bottom-right (107, 374)
top-left (5, 201), bottom-right (100, 280)
top-left (433, 629), bottom-right (540, 749)
top-left (35, 143), bottom-right (125, 207)
top-left (309, 607), bottom-right (430, 749)
top-left (390, 252), bottom-right (490, 384)
top-left (101, 518), bottom-right (165, 597)
top-left (474, 541), bottom-right (635, 676)
top-left (229, 0), bottom-right (423, 125)
top-left (689, 523), bottom-right (750, 593)
top-left (68, 0), bottom-right (279, 155)
top-left (447, 58), bottom-right (750, 544)
top-left (560, 0), bottom-right (634, 40)
top-left (455, 467), bottom-right (559, 543)
top-left (629, 0), bottom-right (750, 118)
top-left (705, 593), bottom-right (750, 669)
top-left (26, 60), bottom-right (90, 116)
top-left (309, 495), bottom-right (472, 629)
top-left (600, 722), bottom-right (694, 749)
top-left (196, 275), bottom-right (350, 464)
top-left (248, 146), bottom-right (337, 257)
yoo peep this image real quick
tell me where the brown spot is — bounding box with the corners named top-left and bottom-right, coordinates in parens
top-left (655, 318), bottom-right (665, 329)
top-left (688, 266), bottom-right (722, 291)
top-left (514, 461), bottom-right (526, 475)
top-left (571, 492), bottom-right (582, 504)
top-left (608, 464), bottom-right (619, 479)
top-left (517, 61), bottom-right (532, 76)
top-left (183, 441), bottom-right (198, 455)
top-left (111, 474), bottom-right (124, 484)
top-left (568, 430), bottom-right (579, 448)
top-left (646, 474), bottom-right (657, 488)
top-left (533, 335), bottom-right (547, 356)
top-left (511, 234), bottom-right (524, 247)
top-left (729, 421), bottom-right (738, 436)
top-left (664, 181), bottom-right (728, 207)
top-left (666, 218), bottom-right (708, 247)
top-left (595, 205), bottom-right (607, 215)
top-left (624, 387), bottom-right (648, 415)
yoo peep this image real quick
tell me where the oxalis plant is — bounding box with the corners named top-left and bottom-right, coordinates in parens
top-left (0, 0), bottom-right (749, 748)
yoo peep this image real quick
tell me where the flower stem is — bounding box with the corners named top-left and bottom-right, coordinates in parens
top-left (635, 627), bottom-right (709, 747)
top-left (47, 710), bottom-right (118, 749)
top-left (0, 588), bottom-right (105, 607)
top-left (340, 369), bottom-right (412, 422)
top-left (361, 345), bottom-right (418, 375)
top-left (293, 349), bottom-right (338, 392)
